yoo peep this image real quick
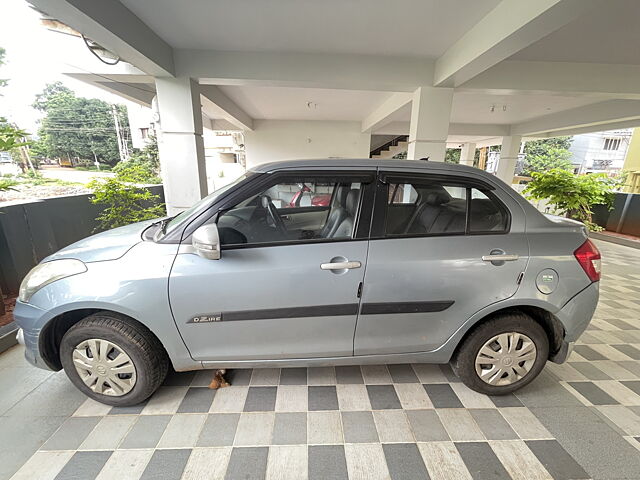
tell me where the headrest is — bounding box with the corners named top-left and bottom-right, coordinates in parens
top-left (346, 189), bottom-right (361, 216)
top-left (335, 185), bottom-right (350, 206)
top-left (260, 195), bottom-right (271, 209)
top-left (423, 188), bottom-right (451, 206)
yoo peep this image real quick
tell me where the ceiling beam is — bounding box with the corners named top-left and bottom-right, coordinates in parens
top-left (460, 60), bottom-right (640, 99)
top-left (511, 99), bottom-right (640, 136)
top-left (176, 50), bottom-right (434, 92)
top-left (27, 0), bottom-right (174, 76)
top-left (372, 121), bottom-right (510, 137)
top-left (434, 0), bottom-right (601, 87)
top-left (361, 93), bottom-right (412, 132)
top-left (200, 85), bottom-right (254, 131)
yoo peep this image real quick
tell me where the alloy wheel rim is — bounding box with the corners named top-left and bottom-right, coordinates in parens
top-left (72, 338), bottom-right (137, 396)
top-left (474, 332), bottom-right (537, 386)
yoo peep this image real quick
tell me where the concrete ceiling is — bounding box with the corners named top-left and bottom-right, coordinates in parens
top-left (119, 0), bottom-right (501, 57)
top-left (511, 0), bottom-right (640, 65)
top-left (217, 86), bottom-right (390, 121)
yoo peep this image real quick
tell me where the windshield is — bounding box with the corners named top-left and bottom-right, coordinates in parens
top-left (159, 172), bottom-right (254, 238)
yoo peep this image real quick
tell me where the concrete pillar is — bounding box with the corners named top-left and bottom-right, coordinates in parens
top-left (154, 77), bottom-right (208, 215)
top-left (460, 142), bottom-right (476, 166)
top-left (407, 86), bottom-right (453, 162)
top-left (495, 135), bottom-right (522, 184)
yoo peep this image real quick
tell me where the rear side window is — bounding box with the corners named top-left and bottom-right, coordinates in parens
top-left (386, 181), bottom-right (467, 236)
top-left (469, 189), bottom-right (509, 233)
top-left (383, 178), bottom-right (509, 237)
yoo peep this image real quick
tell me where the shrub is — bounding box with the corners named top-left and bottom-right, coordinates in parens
top-left (88, 177), bottom-right (165, 231)
top-left (523, 168), bottom-right (623, 231)
top-left (113, 159), bottom-right (161, 184)
top-left (0, 178), bottom-right (18, 191)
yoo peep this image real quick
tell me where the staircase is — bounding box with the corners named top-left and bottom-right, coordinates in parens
top-left (370, 135), bottom-right (408, 159)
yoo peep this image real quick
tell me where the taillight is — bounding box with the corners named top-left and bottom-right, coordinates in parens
top-left (574, 239), bottom-right (601, 282)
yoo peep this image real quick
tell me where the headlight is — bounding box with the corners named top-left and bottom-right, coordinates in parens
top-left (19, 259), bottom-right (87, 303)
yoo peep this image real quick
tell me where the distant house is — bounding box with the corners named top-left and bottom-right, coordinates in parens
top-left (569, 129), bottom-right (632, 175)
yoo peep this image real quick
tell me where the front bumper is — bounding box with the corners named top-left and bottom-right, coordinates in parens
top-left (12, 300), bottom-right (55, 371)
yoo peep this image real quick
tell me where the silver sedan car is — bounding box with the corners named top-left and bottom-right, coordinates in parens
top-left (14, 159), bottom-right (600, 406)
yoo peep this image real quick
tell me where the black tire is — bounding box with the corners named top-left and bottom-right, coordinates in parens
top-left (450, 312), bottom-right (549, 395)
top-left (60, 312), bottom-right (169, 406)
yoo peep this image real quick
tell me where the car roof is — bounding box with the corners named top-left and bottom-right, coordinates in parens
top-left (250, 158), bottom-right (484, 176)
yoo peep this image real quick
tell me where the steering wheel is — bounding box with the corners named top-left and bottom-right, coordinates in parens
top-left (260, 195), bottom-right (288, 236)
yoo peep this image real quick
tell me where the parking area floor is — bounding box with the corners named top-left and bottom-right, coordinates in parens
top-left (2, 240), bottom-right (640, 480)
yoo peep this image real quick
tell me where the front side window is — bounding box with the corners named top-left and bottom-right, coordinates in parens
top-left (217, 176), bottom-right (365, 246)
top-left (383, 177), bottom-right (509, 237)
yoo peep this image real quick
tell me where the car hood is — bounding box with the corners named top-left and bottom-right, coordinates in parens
top-left (44, 220), bottom-right (157, 263)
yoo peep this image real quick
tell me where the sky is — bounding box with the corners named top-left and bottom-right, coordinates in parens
top-left (0, 0), bottom-right (133, 134)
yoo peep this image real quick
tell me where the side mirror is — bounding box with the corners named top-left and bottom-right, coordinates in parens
top-left (192, 224), bottom-right (221, 260)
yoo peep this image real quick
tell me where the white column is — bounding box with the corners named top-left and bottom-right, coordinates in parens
top-left (154, 77), bottom-right (208, 215)
top-left (407, 86), bottom-right (453, 162)
top-left (459, 142), bottom-right (476, 166)
top-left (495, 135), bottom-right (522, 184)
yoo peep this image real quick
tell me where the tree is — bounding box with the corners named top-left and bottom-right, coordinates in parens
top-left (445, 148), bottom-right (460, 164)
top-left (523, 168), bottom-right (622, 230)
top-left (113, 135), bottom-right (161, 183)
top-left (521, 137), bottom-right (573, 176)
top-left (32, 82), bottom-right (131, 166)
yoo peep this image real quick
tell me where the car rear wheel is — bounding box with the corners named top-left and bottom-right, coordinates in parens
top-left (60, 312), bottom-right (169, 406)
top-left (450, 312), bottom-right (549, 395)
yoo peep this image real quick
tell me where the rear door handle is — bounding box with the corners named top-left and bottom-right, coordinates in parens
top-left (482, 254), bottom-right (519, 262)
top-left (320, 261), bottom-right (361, 270)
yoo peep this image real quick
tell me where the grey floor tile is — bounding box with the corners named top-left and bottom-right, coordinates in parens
top-left (177, 387), bottom-right (216, 413)
top-left (335, 366), bottom-right (364, 384)
top-left (406, 409), bottom-right (450, 442)
top-left (387, 364), bottom-right (419, 383)
top-left (273, 412), bottom-right (307, 445)
top-left (309, 445), bottom-right (348, 480)
top-left (383, 443), bottom-right (430, 480)
top-left (140, 449), bottom-right (191, 480)
top-left (5, 372), bottom-right (87, 418)
top-left (341, 411), bottom-right (379, 443)
top-left (488, 394), bottom-right (523, 407)
top-left (119, 415), bottom-right (170, 449)
top-left (234, 412), bottom-right (274, 446)
top-left (469, 409), bottom-right (518, 440)
top-left (568, 381), bottom-right (620, 405)
top-left (250, 368), bottom-right (281, 386)
top-left (569, 362), bottom-right (612, 380)
top-left (53, 451), bottom-right (112, 480)
top-left (42, 416), bottom-right (102, 451)
top-left (308, 386), bottom-right (339, 411)
top-left (279, 368), bottom-right (308, 385)
top-left (108, 402), bottom-right (147, 415)
top-left (366, 384), bottom-right (402, 409)
top-left (618, 360), bottom-right (640, 377)
top-left (455, 442), bottom-right (511, 480)
top-left (621, 380), bottom-right (640, 395)
top-left (0, 414), bottom-right (66, 480)
top-left (307, 367), bottom-right (336, 385)
top-left (514, 371), bottom-right (583, 408)
top-left (79, 416), bottom-right (136, 450)
top-left (157, 414), bottom-right (207, 448)
top-left (423, 384), bottom-right (463, 408)
top-left (225, 446), bottom-right (269, 480)
top-left (197, 413), bottom-right (240, 447)
top-left (439, 364), bottom-right (461, 382)
top-left (226, 369), bottom-right (252, 386)
top-left (611, 344), bottom-right (640, 360)
top-left (163, 370), bottom-right (196, 386)
top-left (244, 386), bottom-right (277, 412)
top-left (525, 440), bottom-right (589, 480)
top-left (530, 405), bottom-right (640, 480)
top-left (574, 345), bottom-right (608, 361)
top-left (602, 318), bottom-right (637, 330)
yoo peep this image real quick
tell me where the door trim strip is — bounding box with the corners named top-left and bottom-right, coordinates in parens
top-left (360, 301), bottom-right (454, 315)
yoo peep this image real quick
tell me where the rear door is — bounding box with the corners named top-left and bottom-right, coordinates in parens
top-left (354, 172), bottom-right (529, 355)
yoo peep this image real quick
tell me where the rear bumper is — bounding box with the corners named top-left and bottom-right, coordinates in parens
top-left (552, 281), bottom-right (599, 363)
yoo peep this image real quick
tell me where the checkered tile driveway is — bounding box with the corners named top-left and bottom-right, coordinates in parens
top-left (2, 240), bottom-right (640, 480)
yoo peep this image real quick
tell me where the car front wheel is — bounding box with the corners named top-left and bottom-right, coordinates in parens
top-left (60, 312), bottom-right (169, 406)
top-left (450, 312), bottom-right (549, 395)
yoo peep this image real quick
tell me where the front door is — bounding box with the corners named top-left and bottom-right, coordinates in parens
top-left (169, 171), bottom-right (374, 361)
top-left (354, 173), bottom-right (529, 355)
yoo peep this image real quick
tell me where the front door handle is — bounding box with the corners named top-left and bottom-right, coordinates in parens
top-left (320, 261), bottom-right (361, 270)
top-left (482, 254), bottom-right (519, 262)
